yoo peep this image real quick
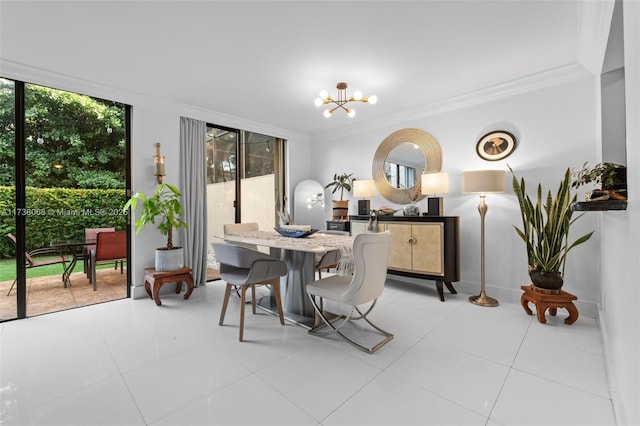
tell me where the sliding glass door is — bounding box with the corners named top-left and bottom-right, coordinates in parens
top-left (205, 124), bottom-right (284, 253)
top-left (0, 78), bottom-right (130, 321)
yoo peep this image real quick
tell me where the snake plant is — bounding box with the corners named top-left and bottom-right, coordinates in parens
top-left (509, 166), bottom-right (593, 275)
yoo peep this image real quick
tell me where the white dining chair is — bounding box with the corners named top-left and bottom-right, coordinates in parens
top-left (306, 230), bottom-right (392, 354)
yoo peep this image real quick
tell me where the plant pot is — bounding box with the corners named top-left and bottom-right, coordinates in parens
top-left (155, 247), bottom-right (184, 271)
top-left (529, 270), bottom-right (563, 291)
top-left (332, 200), bottom-right (349, 220)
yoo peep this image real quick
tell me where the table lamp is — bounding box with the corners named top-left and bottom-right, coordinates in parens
top-left (462, 169), bottom-right (505, 307)
top-left (353, 179), bottom-right (375, 215)
top-left (421, 172), bottom-right (449, 216)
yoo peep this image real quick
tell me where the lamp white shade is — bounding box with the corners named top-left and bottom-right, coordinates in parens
top-left (421, 172), bottom-right (450, 195)
top-left (462, 170), bottom-right (505, 194)
top-left (353, 179), bottom-right (376, 198)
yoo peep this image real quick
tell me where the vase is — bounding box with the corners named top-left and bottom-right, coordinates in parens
top-left (403, 202), bottom-right (420, 216)
top-left (529, 270), bottom-right (563, 291)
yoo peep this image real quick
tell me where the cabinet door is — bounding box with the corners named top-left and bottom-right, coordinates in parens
top-left (386, 223), bottom-right (412, 270)
top-left (411, 223), bottom-right (444, 275)
top-left (350, 221), bottom-right (368, 236)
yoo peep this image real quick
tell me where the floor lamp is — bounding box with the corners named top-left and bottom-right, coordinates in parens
top-left (421, 172), bottom-right (449, 215)
top-left (462, 169), bottom-right (505, 307)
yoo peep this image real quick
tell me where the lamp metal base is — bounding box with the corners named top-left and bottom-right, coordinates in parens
top-left (469, 293), bottom-right (499, 307)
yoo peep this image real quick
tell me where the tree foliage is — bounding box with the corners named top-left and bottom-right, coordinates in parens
top-left (0, 80), bottom-right (125, 189)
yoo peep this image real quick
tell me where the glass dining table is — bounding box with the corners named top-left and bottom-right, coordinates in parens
top-left (220, 230), bottom-right (353, 328)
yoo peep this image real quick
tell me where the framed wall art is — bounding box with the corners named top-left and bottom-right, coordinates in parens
top-left (475, 130), bottom-right (517, 161)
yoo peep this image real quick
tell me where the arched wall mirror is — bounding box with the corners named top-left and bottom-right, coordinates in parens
top-left (372, 128), bottom-right (443, 204)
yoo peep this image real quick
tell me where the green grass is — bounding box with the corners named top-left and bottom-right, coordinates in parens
top-left (0, 257), bottom-right (125, 281)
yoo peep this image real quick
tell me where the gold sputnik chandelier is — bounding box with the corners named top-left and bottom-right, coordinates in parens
top-left (314, 82), bottom-right (377, 118)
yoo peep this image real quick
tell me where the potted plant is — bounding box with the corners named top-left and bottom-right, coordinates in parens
top-left (123, 183), bottom-right (188, 271)
top-left (572, 161), bottom-right (627, 201)
top-left (510, 166), bottom-right (593, 291)
top-left (325, 173), bottom-right (353, 220)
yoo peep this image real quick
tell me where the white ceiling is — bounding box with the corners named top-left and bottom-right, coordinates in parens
top-left (1, 1), bottom-right (596, 137)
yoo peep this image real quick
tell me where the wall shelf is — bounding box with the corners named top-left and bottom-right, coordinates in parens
top-left (571, 201), bottom-right (627, 211)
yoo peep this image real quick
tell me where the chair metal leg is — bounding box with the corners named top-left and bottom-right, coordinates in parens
top-left (308, 294), bottom-right (393, 354)
top-left (7, 279), bottom-right (16, 296)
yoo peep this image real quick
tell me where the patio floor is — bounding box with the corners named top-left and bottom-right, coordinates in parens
top-left (0, 266), bottom-right (127, 320)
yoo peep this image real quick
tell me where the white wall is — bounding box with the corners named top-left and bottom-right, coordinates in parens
top-left (599, 1), bottom-right (640, 424)
top-left (311, 76), bottom-right (601, 315)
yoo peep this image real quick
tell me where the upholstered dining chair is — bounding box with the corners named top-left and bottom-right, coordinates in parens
top-left (306, 230), bottom-right (392, 354)
top-left (212, 242), bottom-right (287, 341)
top-left (5, 233), bottom-right (68, 296)
top-left (223, 222), bottom-right (259, 250)
top-left (314, 229), bottom-right (350, 279)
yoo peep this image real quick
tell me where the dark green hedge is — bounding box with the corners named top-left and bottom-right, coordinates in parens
top-left (0, 186), bottom-right (128, 258)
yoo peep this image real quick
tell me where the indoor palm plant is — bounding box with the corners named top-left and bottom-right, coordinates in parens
top-left (325, 173), bottom-right (353, 220)
top-left (123, 183), bottom-right (188, 271)
top-left (510, 166), bottom-right (593, 290)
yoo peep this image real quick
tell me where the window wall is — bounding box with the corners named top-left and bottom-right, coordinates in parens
top-left (205, 125), bottom-right (284, 255)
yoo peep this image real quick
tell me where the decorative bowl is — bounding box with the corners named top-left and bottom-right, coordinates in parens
top-left (274, 227), bottom-right (318, 238)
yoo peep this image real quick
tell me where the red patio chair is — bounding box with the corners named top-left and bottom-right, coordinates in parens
top-left (89, 231), bottom-right (126, 291)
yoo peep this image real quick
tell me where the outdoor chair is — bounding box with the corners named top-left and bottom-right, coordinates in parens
top-left (83, 227), bottom-right (115, 275)
top-left (89, 230), bottom-right (126, 291)
top-left (306, 231), bottom-right (393, 354)
top-left (5, 233), bottom-right (68, 296)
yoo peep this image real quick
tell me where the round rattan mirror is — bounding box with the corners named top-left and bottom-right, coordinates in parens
top-left (372, 128), bottom-right (442, 204)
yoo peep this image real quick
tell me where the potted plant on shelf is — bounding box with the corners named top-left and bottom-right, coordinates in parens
top-left (510, 166), bottom-right (593, 291)
top-left (572, 161), bottom-right (627, 201)
top-left (123, 183), bottom-right (188, 271)
top-left (325, 173), bottom-right (353, 220)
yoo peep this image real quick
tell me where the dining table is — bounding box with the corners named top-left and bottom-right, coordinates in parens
top-left (221, 230), bottom-right (354, 328)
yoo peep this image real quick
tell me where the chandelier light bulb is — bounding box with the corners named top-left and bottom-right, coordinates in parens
top-left (368, 95), bottom-right (378, 104)
top-left (314, 98), bottom-right (323, 107)
top-left (319, 89), bottom-right (329, 100)
top-left (323, 109), bottom-right (332, 118)
top-left (353, 91), bottom-right (363, 101)
top-left (37, 135), bottom-right (44, 144)
top-left (106, 125), bottom-right (113, 134)
top-left (347, 108), bottom-right (356, 118)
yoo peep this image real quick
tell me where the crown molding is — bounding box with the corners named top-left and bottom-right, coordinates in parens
top-left (578, 0), bottom-right (616, 75)
top-left (314, 62), bottom-right (592, 141)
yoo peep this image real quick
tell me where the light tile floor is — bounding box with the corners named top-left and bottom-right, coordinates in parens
top-left (0, 278), bottom-right (616, 425)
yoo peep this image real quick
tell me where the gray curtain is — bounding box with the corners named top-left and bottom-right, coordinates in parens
top-left (179, 117), bottom-right (207, 286)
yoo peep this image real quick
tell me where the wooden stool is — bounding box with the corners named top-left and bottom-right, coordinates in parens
top-left (144, 267), bottom-right (194, 306)
top-left (520, 285), bottom-right (578, 324)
